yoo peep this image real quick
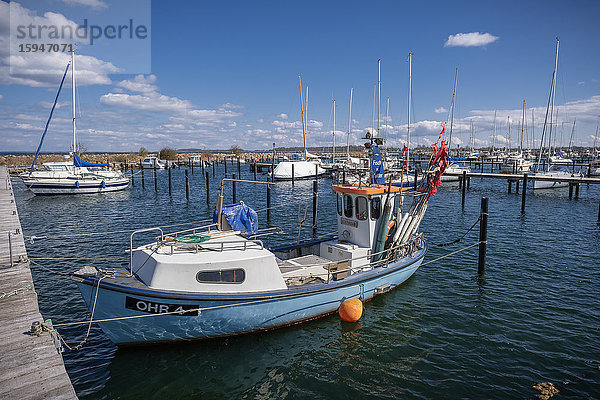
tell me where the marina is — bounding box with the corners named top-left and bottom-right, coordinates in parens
top-left (2, 1), bottom-right (600, 398)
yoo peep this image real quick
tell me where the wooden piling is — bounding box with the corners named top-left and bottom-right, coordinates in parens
top-left (414, 168), bottom-right (418, 188)
top-left (131, 169), bottom-right (134, 187)
top-left (205, 171), bottom-right (210, 204)
top-left (212, 161), bottom-right (215, 177)
top-left (153, 166), bottom-right (157, 192)
top-left (141, 162), bottom-right (145, 189)
top-left (315, 164), bottom-right (319, 180)
top-left (461, 171), bottom-right (467, 208)
top-left (312, 180), bottom-right (318, 235)
top-left (575, 183), bottom-right (579, 199)
top-left (232, 173), bottom-right (237, 203)
top-left (224, 158), bottom-right (228, 174)
top-left (521, 174), bottom-right (527, 213)
top-left (508, 180), bottom-right (512, 193)
top-left (185, 169), bottom-right (189, 201)
top-left (568, 182), bottom-right (573, 199)
top-left (271, 158), bottom-right (275, 182)
top-left (237, 159), bottom-right (241, 177)
top-left (266, 183), bottom-right (271, 221)
top-left (253, 162), bottom-right (257, 180)
top-left (516, 179), bottom-right (520, 194)
top-left (292, 163), bottom-right (295, 185)
top-left (478, 197), bottom-right (488, 275)
top-left (467, 176), bottom-right (471, 190)
top-left (168, 167), bottom-right (172, 195)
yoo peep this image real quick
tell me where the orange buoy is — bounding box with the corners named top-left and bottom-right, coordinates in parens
top-left (339, 298), bottom-right (363, 322)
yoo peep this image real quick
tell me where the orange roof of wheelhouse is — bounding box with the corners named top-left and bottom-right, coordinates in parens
top-left (332, 184), bottom-right (403, 195)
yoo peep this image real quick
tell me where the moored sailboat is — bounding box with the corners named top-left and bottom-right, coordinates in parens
top-left (21, 51), bottom-right (129, 195)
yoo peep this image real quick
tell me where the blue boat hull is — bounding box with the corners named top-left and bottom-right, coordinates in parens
top-left (74, 245), bottom-right (426, 346)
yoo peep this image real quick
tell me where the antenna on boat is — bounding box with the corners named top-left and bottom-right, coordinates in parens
top-left (347, 88), bottom-right (353, 160)
top-left (299, 76), bottom-right (307, 160)
top-left (377, 58), bottom-right (381, 138)
top-left (448, 67), bottom-right (458, 154)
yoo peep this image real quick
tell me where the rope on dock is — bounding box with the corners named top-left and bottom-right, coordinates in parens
top-left (0, 284), bottom-right (32, 300)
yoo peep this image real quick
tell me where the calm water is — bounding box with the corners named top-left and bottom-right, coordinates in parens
top-left (12, 164), bottom-right (600, 399)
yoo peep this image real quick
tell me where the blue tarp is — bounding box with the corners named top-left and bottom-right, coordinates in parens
top-left (213, 202), bottom-right (258, 236)
top-left (448, 155), bottom-right (466, 161)
top-left (73, 153), bottom-right (109, 167)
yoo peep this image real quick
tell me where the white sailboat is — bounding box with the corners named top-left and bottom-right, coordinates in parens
top-left (21, 51), bottom-right (129, 195)
top-left (442, 67), bottom-right (470, 182)
top-left (271, 76), bottom-right (326, 180)
top-left (501, 100), bottom-right (533, 174)
top-left (532, 39), bottom-right (581, 190)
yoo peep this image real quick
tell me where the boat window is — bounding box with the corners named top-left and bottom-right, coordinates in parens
top-left (343, 194), bottom-right (353, 218)
top-left (337, 193), bottom-right (342, 216)
top-left (356, 196), bottom-right (368, 220)
top-left (371, 197), bottom-right (381, 220)
top-left (196, 269), bottom-right (245, 284)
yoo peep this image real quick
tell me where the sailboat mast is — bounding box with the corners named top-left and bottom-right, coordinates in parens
top-left (548, 38), bottom-right (559, 170)
top-left (492, 110), bottom-right (497, 153)
top-left (531, 109), bottom-right (535, 150)
top-left (507, 116), bottom-right (511, 151)
top-left (407, 52), bottom-right (412, 169)
top-left (299, 76), bottom-right (307, 160)
top-left (520, 100), bottom-right (525, 154)
top-left (448, 67), bottom-right (458, 152)
top-left (332, 99), bottom-right (336, 163)
top-left (347, 88), bottom-right (353, 160)
top-left (377, 58), bottom-right (381, 137)
top-left (71, 50), bottom-right (76, 155)
top-left (385, 97), bottom-right (389, 143)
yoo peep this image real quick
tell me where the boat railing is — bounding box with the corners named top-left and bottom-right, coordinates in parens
top-left (129, 227), bottom-right (164, 274)
top-left (165, 223), bottom-right (219, 238)
top-left (283, 234), bottom-right (425, 284)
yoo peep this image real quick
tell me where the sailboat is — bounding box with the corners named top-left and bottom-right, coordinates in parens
top-left (501, 101), bottom-right (533, 174)
top-left (532, 39), bottom-right (581, 190)
top-left (442, 68), bottom-right (470, 182)
top-left (21, 51), bottom-right (129, 195)
top-left (271, 77), bottom-right (326, 180)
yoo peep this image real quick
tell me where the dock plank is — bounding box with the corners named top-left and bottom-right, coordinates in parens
top-left (0, 167), bottom-right (77, 399)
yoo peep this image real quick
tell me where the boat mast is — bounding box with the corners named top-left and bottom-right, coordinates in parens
top-left (520, 100), bottom-right (525, 154)
top-left (384, 97), bottom-right (389, 143)
top-left (568, 119), bottom-right (576, 155)
top-left (448, 67), bottom-right (458, 153)
top-left (347, 88), bottom-right (353, 160)
top-left (492, 110), bottom-right (497, 153)
top-left (507, 116), bottom-right (511, 151)
top-left (536, 38), bottom-right (559, 172)
top-left (299, 76), bottom-right (307, 160)
top-left (531, 109), bottom-right (535, 151)
top-left (71, 50), bottom-right (76, 155)
top-left (332, 99), bottom-right (336, 163)
top-left (377, 58), bottom-right (381, 138)
top-left (407, 52), bottom-right (412, 169)
top-left (470, 120), bottom-right (474, 153)
top-left (548, 38), bottom-right (559, 170)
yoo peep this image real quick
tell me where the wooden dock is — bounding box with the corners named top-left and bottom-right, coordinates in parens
top-left (0, 167), bottom-right (77, 399)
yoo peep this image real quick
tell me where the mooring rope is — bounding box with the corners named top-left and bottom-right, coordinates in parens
top-left (0, 284), bottom-right (32, 300)
top-left (432, 215), bottom-right (482, 247)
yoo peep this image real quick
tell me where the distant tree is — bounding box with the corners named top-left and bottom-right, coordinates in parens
top-left (160, 147), bottom-right (178, 160)
top-left (202, 150), bottom-right (213, 159)
top-left (230, 145), bottom-right (243, 157)
top-left (138, 147), bottom-right (148, 157)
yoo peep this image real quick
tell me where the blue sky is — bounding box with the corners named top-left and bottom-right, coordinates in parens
top-left (1, 0), bottom-right (600, 152)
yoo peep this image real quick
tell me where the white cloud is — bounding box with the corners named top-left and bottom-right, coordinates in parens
top-left (435, 107), bottom-right (448, 114)
top-left (444, 32), bottom-right (499, 47)
top-left (60, 0), bottom-right (108, 9)
top-left (117, 74), bottom-right (158, 93)
top-left (1, 2), bottom-right (120, 87)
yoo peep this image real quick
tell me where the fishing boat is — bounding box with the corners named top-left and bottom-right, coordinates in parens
top-left (71, 133), bottom-right (449, 346)
top-left (21, 51), bottom-right (129, 195)
top-left (271, 76), bottom-right (326, 181)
